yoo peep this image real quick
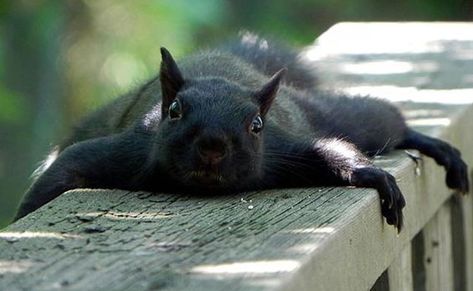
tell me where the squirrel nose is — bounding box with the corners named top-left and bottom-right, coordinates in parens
top-left (198, 148), bottom-right (226, 165)
top-left (196, 140), bottom-right (227, 165)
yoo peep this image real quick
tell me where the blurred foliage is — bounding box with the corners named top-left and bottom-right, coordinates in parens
top-left (0, 0), bottom-right (471, 227)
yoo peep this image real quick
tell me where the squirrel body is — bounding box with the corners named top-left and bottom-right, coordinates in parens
top-left (16, 35), bottom-right (469, 232)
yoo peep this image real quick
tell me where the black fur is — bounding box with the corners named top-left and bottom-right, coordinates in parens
top-left (220, 32), bottom-right (317, 89)
top-left (15, 36), bottom-right (469, 232)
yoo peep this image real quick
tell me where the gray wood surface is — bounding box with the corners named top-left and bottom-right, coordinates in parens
top-left (388, 244), bottom-right (413, 291)
top-left (1, 22), bottom-right (473, 291)
top-left (423, 205), bottom-right (454, 291)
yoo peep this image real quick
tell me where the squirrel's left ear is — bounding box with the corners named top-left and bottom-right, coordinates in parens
top-left (254, 68), bottom-right (286, 116)
top-left (160, 47), bottom-right (184, 112)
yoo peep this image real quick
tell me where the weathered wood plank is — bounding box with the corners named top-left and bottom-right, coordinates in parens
top-left (388, 244), bottom-right (413, 291)
top-left (0, 188), bottom-right (389, 290)
top-left (1, 22), bottom-right (473, 291)
top-left (450, 195), bottom-right (468, 291)
top-left (464, 194), bottom-right (473, 291)
top-left (423, 204), bottom-right (454, 291)
top-left (449, 104), bottom-right (473, 291)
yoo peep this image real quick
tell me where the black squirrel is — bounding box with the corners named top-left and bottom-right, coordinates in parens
top-left (15, 34), bottom-right (469, 232)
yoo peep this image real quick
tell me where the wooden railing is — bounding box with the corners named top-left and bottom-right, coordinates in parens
top-left (1, 22), bottom-right (472, 291)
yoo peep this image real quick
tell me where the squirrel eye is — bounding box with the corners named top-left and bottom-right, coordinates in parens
top-left (168, 99), bottom-right (183, 120)
top-left (250, 115), bottom-right (264, 134)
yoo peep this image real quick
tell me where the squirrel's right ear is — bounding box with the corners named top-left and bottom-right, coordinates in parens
top-left (254, 68), bottom-right (286, 116)
top-left (160, 47), bottom-right (184, 111)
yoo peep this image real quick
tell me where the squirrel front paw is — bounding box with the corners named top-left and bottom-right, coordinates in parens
top-left (351, 167), bottom-right (406, 232)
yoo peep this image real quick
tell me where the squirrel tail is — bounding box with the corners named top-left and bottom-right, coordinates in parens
top-left (220, 31), bottom-right (317, 90)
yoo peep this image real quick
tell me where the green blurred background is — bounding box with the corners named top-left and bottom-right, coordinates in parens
top-left (0, 0), bottom-right (471, 227)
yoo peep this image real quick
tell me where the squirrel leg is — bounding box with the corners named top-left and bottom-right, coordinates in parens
top-left (396, 129), bottom-right (469, 194)
top-left (312, 138), bottom-right (406, 232)
top-left (15, 130), bottom-right (153, 220)
top-left (267, 137), bottom-right (406, 232)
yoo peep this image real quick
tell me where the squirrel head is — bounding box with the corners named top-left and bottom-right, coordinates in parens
top-left (154, 47), bottom-right (285, 190)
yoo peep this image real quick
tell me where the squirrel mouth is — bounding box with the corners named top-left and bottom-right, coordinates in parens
top-left (189, 170), bottom-right (225, 185)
